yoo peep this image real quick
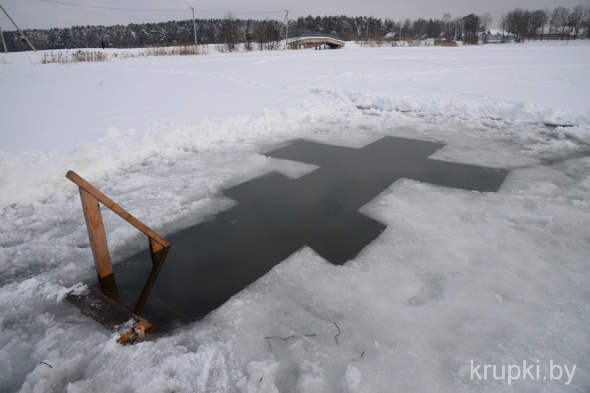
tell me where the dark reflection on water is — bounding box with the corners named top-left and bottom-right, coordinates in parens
top-left (108, 136), bottom-right (509, 326)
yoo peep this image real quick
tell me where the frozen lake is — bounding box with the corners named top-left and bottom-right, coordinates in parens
top-left (1, 41), bottom-right (589, 392)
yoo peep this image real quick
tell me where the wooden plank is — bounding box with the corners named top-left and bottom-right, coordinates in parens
top-left (67, 286), bottom-right (139, 331)
top-left (79, 188), bottom-right (113, 280)
top-left (67, 286), bottom-right (153, 344)
top-left (66, 170), bottom-right (171, 249)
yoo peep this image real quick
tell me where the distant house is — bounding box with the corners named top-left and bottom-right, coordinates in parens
top-left (526, 26), bottom-right (588, 40)
top-left (438, 32), bottom-right (452, 41)
top-left (481, 30), bottom-right (513, 43)
top-left (384, 32), bottom-right (399, 40)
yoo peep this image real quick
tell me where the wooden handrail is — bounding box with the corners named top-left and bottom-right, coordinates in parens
top-left (67, 170), bottom-right (171, 342)
top-left (67, 170), bottom-right (171, 248)
top-left (67, 170), bottom-right (171, 284)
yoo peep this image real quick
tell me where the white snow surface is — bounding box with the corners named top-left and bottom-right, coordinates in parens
top-left (1, 41), bottom-right (590, 392)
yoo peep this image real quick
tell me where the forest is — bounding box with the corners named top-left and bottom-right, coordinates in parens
top-left (2, 5), bottom-right (589, 52)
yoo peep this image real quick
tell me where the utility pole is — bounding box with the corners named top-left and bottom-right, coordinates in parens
top-left (283, 9), bottom-right (289, 49)
top-left (190, 7), bottom-right (197, 48)
top-left (0, 24), bottom-right (7, 53)
top-left (278, 9), bottom-right (290, 49)
top-left (0, 4), bottom-right (36, 51)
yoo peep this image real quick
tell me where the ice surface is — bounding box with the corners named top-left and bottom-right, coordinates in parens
top-left (1, 41), bottom-right (589, 392)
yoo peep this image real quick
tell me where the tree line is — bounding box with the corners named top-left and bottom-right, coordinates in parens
top-left (2, 5), bottom-right (589, 52)
top-left (500, 6), bottom-right (589, 42)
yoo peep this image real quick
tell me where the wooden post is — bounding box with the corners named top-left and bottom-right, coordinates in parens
top-left (133, 238), bottom-right (171, 314)
top-left (79, 188), bottom-right (113, 280)
top-left (97, 272), bottom-right (122, 305)
top-left (133, 253), bottom-right (167, 315)
top-left (0, 25), bottom-right (7, 53)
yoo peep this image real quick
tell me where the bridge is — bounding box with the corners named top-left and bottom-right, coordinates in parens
top-left (287, 34), bottom-right (346, 50)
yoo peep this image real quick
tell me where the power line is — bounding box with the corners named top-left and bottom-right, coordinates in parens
top-left (39, 0), bottom-right (186, 12)
top-left (38, 0), bottom-right (284, 14)
top-left (189, 9), bottom-right (284, 15)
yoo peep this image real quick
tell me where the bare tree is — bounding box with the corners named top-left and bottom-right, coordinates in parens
top-left (402, 18), bottom-right (411, 38)
top-left (479, 13), bottom-right (493, 43)
top-left (569, 5), bottom-right (585, 39)
top-left (254, 20), bottom-right (267, 50)
top-left (498, 14), bottom-right (507, 42)
top-left (479, 13), bottom-right (493, 33)
top-left (253, 19), bottom-right (280, 50)
top-left (453, 17), bottom-right (464, 41)
top-left (462, 13), bottom-right (480, 44)
top-left (530, 9), bottom-right (549, 40)
top-left (442, 13), bottom-right (452, 34)
top-left (505, 8), bottom-right (531, 42)
top-left (583, 6), bottom-right (590, 39)
top-left (412, 18), bottom-right (428, 37)
top-left (550, 7), bottom-right (570, 39)
top-left (244, 19), bottom-right (253, 50)
top-left (220, 12), bottom-right (240, 52)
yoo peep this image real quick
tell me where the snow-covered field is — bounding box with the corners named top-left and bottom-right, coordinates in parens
top-left (1, 40), bottom-right (589, 392)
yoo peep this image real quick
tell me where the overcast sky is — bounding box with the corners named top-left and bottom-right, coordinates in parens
top-left (1, 0), bottom-right (588, 30)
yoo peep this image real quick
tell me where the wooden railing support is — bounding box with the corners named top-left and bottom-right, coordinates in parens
top-left (66, 170), bottom-right (171, 285)
top-left (66, 170), bottom-right (171, 343)
top-left (78, 185), bottom-right (113, 280)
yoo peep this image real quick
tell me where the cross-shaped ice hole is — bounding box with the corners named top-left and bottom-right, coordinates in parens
top-left (111, 136), bottom-right (509, 326)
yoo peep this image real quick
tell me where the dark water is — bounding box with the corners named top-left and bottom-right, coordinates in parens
top-left (108, 136), bottom-right (509, 326)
